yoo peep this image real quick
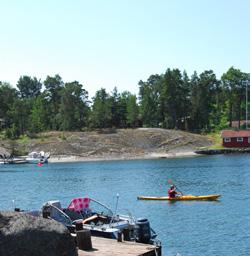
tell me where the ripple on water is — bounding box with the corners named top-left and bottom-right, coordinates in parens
top-left (1, 155), bottom-right (250, 255)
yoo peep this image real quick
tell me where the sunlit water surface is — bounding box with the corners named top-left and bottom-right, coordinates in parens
top-left (1, 154), bottom-right (250, 256)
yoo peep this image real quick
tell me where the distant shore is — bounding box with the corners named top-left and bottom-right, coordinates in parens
top-left (49, 151), bottom-right (198, 163)
top-left (0, 129), bottom-right (212, 164)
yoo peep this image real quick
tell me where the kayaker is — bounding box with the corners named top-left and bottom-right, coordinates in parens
top-left (168, 185), bottom-right (181, 198)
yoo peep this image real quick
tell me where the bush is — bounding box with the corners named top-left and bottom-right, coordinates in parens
top-left (5, 125), bottom-right (19, 139)
top-left (59, 133), bottom-right (67, 140)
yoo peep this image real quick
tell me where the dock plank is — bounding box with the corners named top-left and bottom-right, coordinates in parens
top-left (78, 236), bottom-right (159, 256)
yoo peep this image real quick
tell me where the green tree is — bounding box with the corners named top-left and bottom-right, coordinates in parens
top-left (208, 79), bottom-right (227, 131)
top-left (221, 67), bottom-right (248, 128)
top-left (43, 74), bottom-right (64, 129)
top-left (110, 87), bottom-right (121, 127)
top-left (126, 94), bottom-right (139, 127)
top-left (116, 91), bottom-right (129, 128)
top-left (89, 88), bottom-right (112, 128)
top-left (109, 88), bottom-right (134, 128)
top-left (58, 81), bottom-right (89, 130)
top-left (8, 98), bottom-right (31, 135)
top-left (139, 75), bottom-right (162, 127)
top-left (16, 76), bottom-right (42, 98)
top-left (0, 82), bottom-right (18, 129)
top-left (159, 68), bottom-right (184, 129)
top-left (179, 71), bottom-right (191, 130)
top-left (190, 70), bottom-right (218, 132)
top-left (29, 96), bottom-right (46, 133)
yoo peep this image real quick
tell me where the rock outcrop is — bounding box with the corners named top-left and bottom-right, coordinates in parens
top-left (0, 211), bottom-right (77, 256)
top-left (0, 128), bottom-right (212, 160)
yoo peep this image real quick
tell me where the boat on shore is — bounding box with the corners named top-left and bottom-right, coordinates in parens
top-left (0, 156), bottom-right (27, 164)
top-left (0, 151), bottom-right (50, 164)
top-left (137, 194), bottom-right (221, 201)
top-left (25, 195), bottom-right (161, 247)
top-left (26, 151), bottom-right (50, 164)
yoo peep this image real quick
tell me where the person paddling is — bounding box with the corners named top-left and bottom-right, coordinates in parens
top-left (168, 185), bottom-right (181, 198)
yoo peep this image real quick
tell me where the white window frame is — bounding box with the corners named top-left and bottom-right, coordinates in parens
top-left (237, 137), bottom-right (243, 142)
top-left (224, 138), bottom-right (231, 143)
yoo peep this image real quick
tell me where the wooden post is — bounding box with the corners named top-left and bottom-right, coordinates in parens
top-left (75, 221), bottom-right (83, 231)
top-left (117, 231), bottom-right (123, 242)
top-left (42, 206), bottom-right (50, 218)
top-left (76, 229), bottom-right (92, 250)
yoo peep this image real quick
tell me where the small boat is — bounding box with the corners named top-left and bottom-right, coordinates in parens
top-left (0, 157), bottom-right (27, 164)
top-left (26, 151), bottom-right (50, 164)
top-left (5, 158), bottom-right (28, 164)
top-left (24, 195), bottom-right (161, 247)
top-left (137, 194), bottom-right (221, 201)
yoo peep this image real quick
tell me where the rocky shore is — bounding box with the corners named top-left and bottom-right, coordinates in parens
top-left (0, 128), bottom-right (212, 163)
top-left (48, 151), bottom-right (198, 163)
top-left (0, 211), bottom-right (77, 256)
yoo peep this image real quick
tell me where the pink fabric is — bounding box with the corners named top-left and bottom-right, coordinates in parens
top-left (68, 197), bottom-right (90, 212)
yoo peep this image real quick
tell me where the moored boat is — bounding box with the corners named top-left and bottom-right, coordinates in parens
top-left (26, 151), bottom-right (50, 164)
top-left (137, 194), bottom-right (221, 201)
top-left (0, 157), bottom-right (27, 164)
top-left (25, 195), bottom-right (161, 247)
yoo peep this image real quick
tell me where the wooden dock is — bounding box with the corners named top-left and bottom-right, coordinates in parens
top-left (195, 147), bottom-right (250, 155)
top-left (77, 236), bottom-right (161, 256)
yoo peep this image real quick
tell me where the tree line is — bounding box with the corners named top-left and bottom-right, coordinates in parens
top-left (0, 67), bottom-right (249, 138)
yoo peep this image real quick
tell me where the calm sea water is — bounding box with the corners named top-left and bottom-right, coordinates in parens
top-left (1, 154), bottom-right (250, 256)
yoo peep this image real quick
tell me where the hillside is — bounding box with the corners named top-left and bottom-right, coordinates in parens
top-left (0, 128), bottom-right (212, 161)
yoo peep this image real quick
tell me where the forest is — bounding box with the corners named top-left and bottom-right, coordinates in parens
top-left (0, 66), bottom-right (249, 139)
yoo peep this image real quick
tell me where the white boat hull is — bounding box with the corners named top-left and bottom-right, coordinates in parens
top-left (26, 151), bottom-right (50, 164)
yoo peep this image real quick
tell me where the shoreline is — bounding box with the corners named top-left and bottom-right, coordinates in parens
top-left (49, 151), bottom-right (199, 163)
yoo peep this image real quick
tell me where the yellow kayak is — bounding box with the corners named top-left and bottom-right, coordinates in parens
top-left (137, 194), bottom-right (221, 201)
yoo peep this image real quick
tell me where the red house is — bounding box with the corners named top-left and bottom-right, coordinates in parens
top-left (221, 130), bottom-right (250, 147)
top-left (231, 120), bottom-right (250, 129)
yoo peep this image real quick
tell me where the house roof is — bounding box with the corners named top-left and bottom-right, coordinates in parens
top-left (231, 120), bottom-right (250, 128)
top-left (221, 130), bottom-right (250, 138)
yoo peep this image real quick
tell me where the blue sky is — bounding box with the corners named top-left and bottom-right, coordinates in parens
top-left (0, 0), bottom-right (249, 98)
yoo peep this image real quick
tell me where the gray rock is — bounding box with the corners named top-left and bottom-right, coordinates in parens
top-left (0, 211), bottom-right (77, 256)
top-left (0, 147), bottom-right (10, 158)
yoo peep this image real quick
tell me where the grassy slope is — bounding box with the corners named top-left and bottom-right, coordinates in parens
top-left (205, 132), bottom-right (223, 149)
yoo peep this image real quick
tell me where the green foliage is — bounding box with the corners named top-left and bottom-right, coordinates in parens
top-left (0, 131), bottom-right (5, 139)
top-left (18, 134), bottom-right (29, 142)
top-left (160, 68), bottom-right (187, 129)
top-left (59, 133), bottom-right (67, 140)
top-left (221, 67), bottom-right (249, 126)
top-left (189, 70), bottom-right (218, 132)
top-left (0, 82), bottom-right (18, 128)
top-left (58, 81), bottom-right (89, 131)
top-left (29, 96), bottom-right (46, 133)
top-left (89, 88), bottom-right (112, 128)
top-left (17, 76), bottom-right (42, 98)
top-left (5, 124), bottom-right (19, 139)
top-left (206, 132), bottom-right (223, 149)
top-left (139, 75), bottom-right (162, 127)
top-left (43, 74), bottom-right (64, 130)
top-left (1, 68), bottom-right (249, 135)
top-left (217, 115), bottom-right (229, 131)
top-left (126, 94), bottom-right (139, 127)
